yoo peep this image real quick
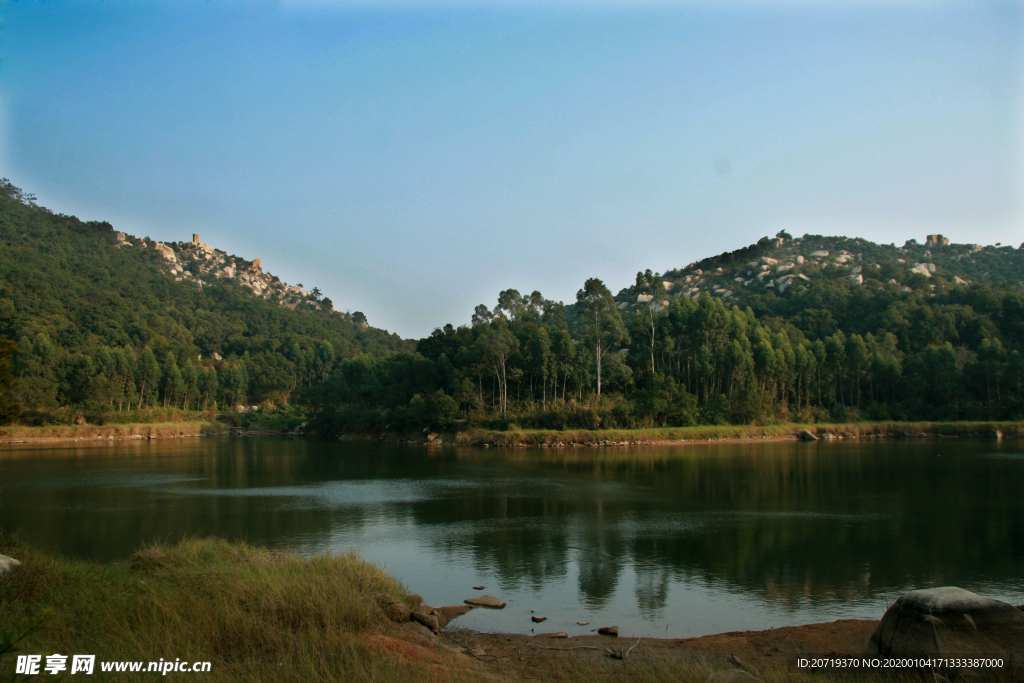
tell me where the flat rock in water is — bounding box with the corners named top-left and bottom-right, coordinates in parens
top-left (797, 429), bottom-right (818, 441)
top-left (867, 586), bottom-right (1024, 668)
top-left (531, 616), bottom-right (547, 623)
top-left (472, 585), bottom-right (485, 590)
top-left (577, 621), bottom-right (589, 626)
top-left (464, 595), bottom-right (506, 609)
top-left (536, 632), bottom-right (567, 638)
top-left (598, 626), bottom-right (619, 637)
top-left (0, 554), bottom-right (21, 576)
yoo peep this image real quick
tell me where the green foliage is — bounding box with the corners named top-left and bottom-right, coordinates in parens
top-left (0, 339), bottom-right (20, 424)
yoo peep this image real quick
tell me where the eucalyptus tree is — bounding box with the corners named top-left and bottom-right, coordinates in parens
top-left (475, 319), bottom-right (519, 413)
top-left (634, 269), bottom-right (666, 374)
top-left (575, 278), bottom-right (628, 396)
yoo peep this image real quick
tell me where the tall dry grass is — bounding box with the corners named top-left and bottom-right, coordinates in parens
top-left (0, 536), bottom-right (466, 682)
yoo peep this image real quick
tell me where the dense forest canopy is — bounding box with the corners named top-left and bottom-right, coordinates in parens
top-left (2, 180), bottom-right (1023, 430)
top-left (0, 180), bottom-right (410, 423)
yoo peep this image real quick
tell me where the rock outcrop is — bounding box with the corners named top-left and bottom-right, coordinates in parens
top-left (867, 587), bottom-right (1024, 673)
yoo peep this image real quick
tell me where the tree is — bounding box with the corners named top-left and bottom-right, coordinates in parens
top-left (634, 269), bottom-right (666, 374)
top-left (352, 311), bottom-right (367, 325)
top-left (138, 348), bottom-right (161, 408)
top-left (475, 319), bottom-right (519, 413)
top-left (471, 304), bottom-right (493, 327)
top-left (0, 340), bottom-right (21, 424)
top-left (575, 278), bottom-right (628, 396)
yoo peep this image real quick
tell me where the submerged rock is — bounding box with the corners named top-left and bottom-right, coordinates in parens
top-left (797, 430), bottom-right (818, 441)
top-left (598, 625), bottom-right (619, 636)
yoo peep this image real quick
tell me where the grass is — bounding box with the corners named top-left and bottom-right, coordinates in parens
top-left (0, 536), bottom-right (461, 683)
top-left (0, 420), bottom-right (229, 442)
top-left (446, 420), bottom-right (1021, 447)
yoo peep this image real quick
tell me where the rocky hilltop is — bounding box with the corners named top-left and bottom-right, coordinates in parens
top-left (117, 232), bottom-right (344, 316)
top-left (615, 232), bottom-right (1024, 312)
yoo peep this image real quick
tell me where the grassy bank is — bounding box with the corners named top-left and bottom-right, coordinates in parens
top-left (0, 420), bottom-right (230, 444)
top-left (0, 536), bottom-right (448, 683)
top-left (436, 420), bottom-right (1023, 447)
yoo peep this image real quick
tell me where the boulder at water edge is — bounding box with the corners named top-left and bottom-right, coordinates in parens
top-left (867, 587), bottom-right (1024, 664)
top-left (0, 554), bottom-right (21, 576)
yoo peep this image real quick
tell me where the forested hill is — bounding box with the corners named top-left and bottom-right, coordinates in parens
top-left (308, 230), bottom-right (1024, 434)
top-left (0, 180), bottom-right (411, 413)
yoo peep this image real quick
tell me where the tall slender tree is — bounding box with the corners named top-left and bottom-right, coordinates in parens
top-left (575, 278), bottom-right (628, 396)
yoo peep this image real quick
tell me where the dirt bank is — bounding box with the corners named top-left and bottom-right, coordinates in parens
top-left (378, 617), bottom-right (881, 682)
top-left (0, 421), bottom-right (233, 445)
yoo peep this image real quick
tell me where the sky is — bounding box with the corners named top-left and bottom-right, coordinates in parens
top-left (2, 0), bottom-right (1022, 339)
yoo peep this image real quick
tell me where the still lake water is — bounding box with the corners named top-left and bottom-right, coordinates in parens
top-left (1, 437), bottom-right (1022, 638)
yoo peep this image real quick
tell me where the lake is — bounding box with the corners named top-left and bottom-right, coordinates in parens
top-left (1, 436), bottom-right (1022, 638)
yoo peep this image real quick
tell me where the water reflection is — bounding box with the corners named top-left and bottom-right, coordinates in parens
top-left (1, 437), bottom-right (1022, 636)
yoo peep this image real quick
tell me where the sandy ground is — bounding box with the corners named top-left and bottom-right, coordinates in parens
top-left (373, 615), bottom-right (881, 682)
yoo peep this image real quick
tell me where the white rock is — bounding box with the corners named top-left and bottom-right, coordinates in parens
top-left (850, 266), bottom-right (862, 275)
top-left (810, 250), bottom-right (829, 257)
top-left (153, 243), bottom-right (177, 262)
top-left (0, 554), bottom-right (21, 576)
top-left (795, 255), bottom-right (805, 264)
top-left (636, 293), bottom-right (654, 303)
top-left (760, 257), bottom-right (778, 266)
top-left (850, 274), bottom-right (864, 286)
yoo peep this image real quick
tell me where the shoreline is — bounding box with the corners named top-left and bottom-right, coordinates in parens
top-left (3, 539), bottom-right (1020, 682)
top-left (344, 420), bottom-right (1021, 448)
top-left (0, 419), bottom-right (1018, 447)
top-left (0, 420), bottom-right (236, 445)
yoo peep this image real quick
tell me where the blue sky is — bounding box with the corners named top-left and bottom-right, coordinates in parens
top-left (3, 1), bottom-right (1022, 338)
